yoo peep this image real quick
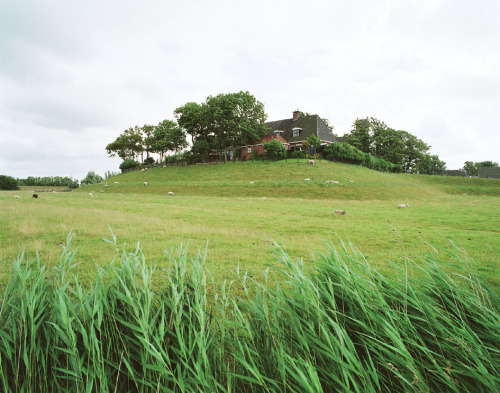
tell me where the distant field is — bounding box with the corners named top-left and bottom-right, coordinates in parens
top-left (1, 160), bottom-right (499, 290)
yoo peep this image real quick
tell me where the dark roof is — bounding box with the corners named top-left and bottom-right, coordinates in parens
top-left (264, 114), bottom-right (337, 143)
top-left (478, 167), bottom-right (500, 179)
top-left (443, 170), bottom-right (465, 177)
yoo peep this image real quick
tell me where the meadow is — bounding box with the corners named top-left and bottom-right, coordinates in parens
top-left (1, 160), bottom-right (499, 391)
top-left (1, 160), bottom-right (499, 289)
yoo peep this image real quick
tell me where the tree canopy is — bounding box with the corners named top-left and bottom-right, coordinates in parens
top-left (343, 117), bottom-right (439, 173)
top-left (175, 91), bottom-right (268, 162)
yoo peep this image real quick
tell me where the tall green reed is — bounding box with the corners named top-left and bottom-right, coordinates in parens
top-left (0, 232), bottom-right (498, 392)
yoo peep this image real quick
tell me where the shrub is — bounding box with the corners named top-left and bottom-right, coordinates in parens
top-left (263, 139), bottom-right (287, 161)
top-left (119, 159), bottom-right (140, 172)
top-left (290, 150), bottom-right (305, 159)
top-left (323, 143), bottom-right (402, 173)
top-left (80, 171), bottom-right (104, 185)
top-left (144, 157), bottom-right (155, 165)
top-left (0, 175), bottom-right (19, 190)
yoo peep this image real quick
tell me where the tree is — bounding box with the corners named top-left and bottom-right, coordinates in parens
top-left (0, 175), bottom-right (19, 190)
top-left (206, 91), bottom-right (268, 162)
top-left (372, 127), bottom-right (405, 166)
top-left (141, 124), bottom-right (155, 160)
top-left (462, 160), bottom-right (498, 177)
top-left (176, 92), bottom-right (268, 163)
top-left (151, 119), bottom-right (188, 161)
top-left (106, 126), bottom-right (143, 160)
top-left (264, 139), bottom-right (287, 161)
top-left (418, 154), bottom-right (447, 175)
top-left (81, 171), bottom-right (104, 185)
top-left (346, 118), bottom-right (372, 153)
top-left (307, 135), bottom-right (321, 156)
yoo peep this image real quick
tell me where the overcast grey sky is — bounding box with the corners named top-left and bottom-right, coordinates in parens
top-left (1, 0), bottom-right (499, 180)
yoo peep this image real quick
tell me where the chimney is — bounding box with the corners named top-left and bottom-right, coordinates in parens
top-left (292, 110), bottom-right (300, 121)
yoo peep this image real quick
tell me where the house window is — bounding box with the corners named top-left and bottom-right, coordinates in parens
top-left (274, 130), bottom-right (283, 136)
top-left (247, 147), bottom-right (252, 154)
top-left (292, 128), bottom-right (301, 137)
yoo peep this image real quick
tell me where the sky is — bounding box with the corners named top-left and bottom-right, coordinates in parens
top-left (1, 0), bottom-right (499, 180)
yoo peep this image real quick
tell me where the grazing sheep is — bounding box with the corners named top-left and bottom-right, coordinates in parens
top-left (99, 190), bottom-right (104, 193)
top-left (349, 180), bottom-right (354, 183)
top-left (398, 204), bottom-right (410, 209)
top-left (304, 178), bottom-right (311, 181)
top-left (334, 210), bottom-right (346, 215)
top-left (162, 165), bottom-right (166, 168)
top-left (14, 195), bottom-right (21, 199)
top-left (114, 182), bottom-right (119, 184)
top-left (32, 194), bottom-right (38, 199)
top-left (141, 169), bottom-right (145, 172)
top-left (104, 184), bottom-right (109, 188)
top-left (326, 180), bottom-right (340, 184)
top-left (89, 193), bottom-right (93, 198)
top-left (308, 159), bottom-right (314, 165)
top-left (144, 182), bottom-right (148, 186)
top-left (52, 190), bottom-right (57, 193)
top-left (249, 182), bottom-right (254, 184)
top-left (261, 197), bottom-right (267, 200)
top-left (168, 191), bottom-right (175, 196)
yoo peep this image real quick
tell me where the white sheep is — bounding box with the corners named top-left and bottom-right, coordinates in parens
top-left (398, 204), bottom-right (410, 209)
top-left (99, 190), bottom-right (104, 193)
top-left (104, 184), bottom-right (109, 188)
top-left (326, 180), bottom-right (339, 184)
top-left (114, 182), bottom-right (119, 184)
top-left (308, 159), bottom-right (314, 165)
top-left (141, 169), bottom-right (145, 172)
top-left (14, 195), bottom-right (21, 199)
top-left (249, 182), bottom-right (254, 184)
top-left (89, 193), bottom-right (93, 198)
top-left (349, 180), bottom-right (354, 183)
top-left (304, 178), bottom-right (311, 181)
top-left (168, 191), bottom-right (175, 196)
top-left (144, 182), bottom-right (148, 186)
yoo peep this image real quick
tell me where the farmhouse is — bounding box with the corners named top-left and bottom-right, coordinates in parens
top-left (240, 110), bottom-right (338, 160)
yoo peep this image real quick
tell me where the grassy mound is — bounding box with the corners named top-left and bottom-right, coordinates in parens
top-left (83, 160), bottom-right (500, 200)
top-left (1, 233), bottom-right (498, 392)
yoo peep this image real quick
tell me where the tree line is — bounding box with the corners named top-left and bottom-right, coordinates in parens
top-left (342, 118), bottom-right (446, 175)
top-left (105, 90), bottom-right (499, 176)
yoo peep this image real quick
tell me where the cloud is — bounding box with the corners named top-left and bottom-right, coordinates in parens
top-left (0, 0), bottom-right (499, 178)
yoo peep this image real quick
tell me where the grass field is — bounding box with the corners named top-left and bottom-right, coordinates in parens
top-left (1, 160), bottom-right (499, 290)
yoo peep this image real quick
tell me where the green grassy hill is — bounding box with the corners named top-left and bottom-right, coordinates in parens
top-left (80, 160), bottom-right (500, 200)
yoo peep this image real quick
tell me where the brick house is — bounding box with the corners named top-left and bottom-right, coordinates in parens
top-left (240, 110), bottom-right (338, 160)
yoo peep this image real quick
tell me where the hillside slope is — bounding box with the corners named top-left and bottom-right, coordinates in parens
top-left (82, 160), bottom-right (500, 200)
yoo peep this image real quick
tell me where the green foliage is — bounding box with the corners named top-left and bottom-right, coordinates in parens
top-left (307, 134), bottom-right (321, 155)
top-left (152, 119), bottom-right (187, 161)
top-left (106, 126), bottom-right (143, 160)
top-left (104, 170), bottom-right (119, 180)
top-left (119, 159), bottom-right (140, 172)
top-left (418, 154), bottom-right (447, 175)
top-left (143, 156), bottom-right (155, 165)
top-left (290, 150), bottom-right (306, 159)
top-left (344, 117), bottom-right (436, 173)
top-left (1, 234), bottom-right (498, 392)
top-left (462, 160), bottom-right (499, 177)
top-left (17, 176), bottom-right (78, 188)
top-left (323, 143), bottom-right (402, 173)
top-left (80, 171), bottom-right (104, 185)
top-left (263, 139), bottom-right (287, 161)
top-left (0, 175), bottom-right (19, 190)
top-left (176, 91), bottom-right (268, 163)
